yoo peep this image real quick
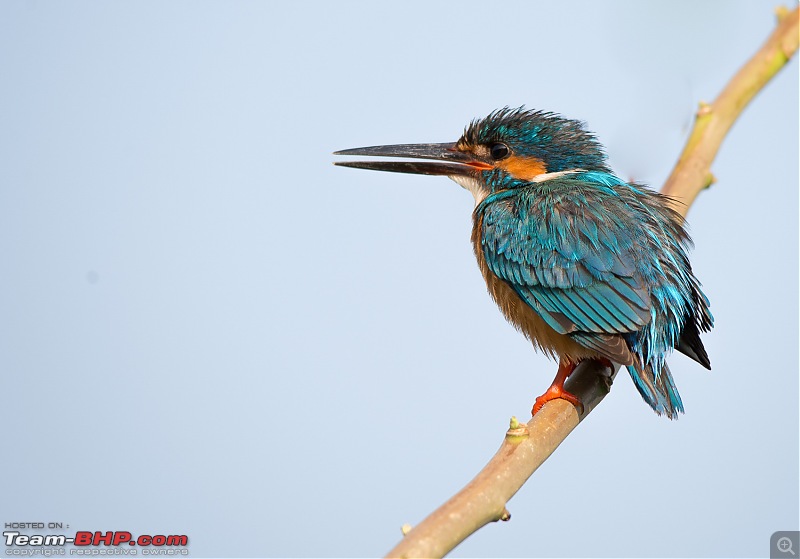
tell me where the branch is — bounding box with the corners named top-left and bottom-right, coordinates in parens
top-left (386, 7), bottom-right (799, 558)
top-left (661, 5), bottom-right (799, 216)
top-left (388, 361), bottom-right (615, 558)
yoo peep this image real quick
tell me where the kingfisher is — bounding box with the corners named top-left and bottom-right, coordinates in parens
top-left (335, 107), bottom-right (713, 419)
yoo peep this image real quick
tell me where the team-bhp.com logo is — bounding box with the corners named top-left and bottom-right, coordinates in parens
top-left (4, 530), bottom-right (189, 555)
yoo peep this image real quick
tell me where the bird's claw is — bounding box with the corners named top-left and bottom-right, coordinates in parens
top-left (532, 386), bottom-right (584, 416)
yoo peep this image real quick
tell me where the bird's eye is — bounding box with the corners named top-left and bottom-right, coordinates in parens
top-left (489, 142), bottom-right (510, 160)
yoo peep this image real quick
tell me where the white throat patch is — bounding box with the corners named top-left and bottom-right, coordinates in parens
top-left (449, 169), bottom-right (586, 205)
top-left (449, 175), bottom-right (490, 206)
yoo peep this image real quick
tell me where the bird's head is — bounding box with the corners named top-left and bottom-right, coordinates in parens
top-left (335, 107), bottom-right (610, 203)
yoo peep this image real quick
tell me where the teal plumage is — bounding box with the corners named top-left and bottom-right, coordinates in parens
top-left (336, 107), bottom-right (713, 418)
top-left (477, 171), bottom-right (711, 417)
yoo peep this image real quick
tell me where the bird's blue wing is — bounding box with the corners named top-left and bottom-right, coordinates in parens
top-left (479, 184), bottom-right (652, 339)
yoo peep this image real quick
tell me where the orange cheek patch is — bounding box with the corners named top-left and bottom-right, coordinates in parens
top-left (498, 155), bottom-right (547, 181)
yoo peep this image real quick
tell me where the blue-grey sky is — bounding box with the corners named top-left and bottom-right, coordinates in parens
top-left (1, 1), bottom-right (797, 557)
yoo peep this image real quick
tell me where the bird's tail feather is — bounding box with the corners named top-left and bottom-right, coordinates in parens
top-left (626, 361), bottom-right (684, 419)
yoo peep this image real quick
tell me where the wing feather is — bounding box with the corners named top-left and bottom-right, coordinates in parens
top-left (480, 185), bottom-right (653, 353)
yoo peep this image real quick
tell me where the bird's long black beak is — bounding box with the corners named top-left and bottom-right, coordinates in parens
top-left (334, 142), bottom-right (491, 177)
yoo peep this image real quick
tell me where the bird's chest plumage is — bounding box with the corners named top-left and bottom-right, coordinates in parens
top-left (470, 212), bottom-right (595, 363)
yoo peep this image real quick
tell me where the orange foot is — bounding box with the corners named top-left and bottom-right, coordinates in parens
top-left (532, 384), bottom-right (583, 415)
top-left (531, 359), bottom-right (584, 415)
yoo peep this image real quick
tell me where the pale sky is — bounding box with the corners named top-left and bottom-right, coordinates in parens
top-left (1, 1), bottom-right (798, 557)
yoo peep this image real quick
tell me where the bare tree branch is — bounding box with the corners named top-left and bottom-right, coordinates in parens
top-left (386, 7), bottom-right (799, 558)
top-left (387, 361), bottom-right (615, 558)
top-left (661, 5), bottom-right (800, 215)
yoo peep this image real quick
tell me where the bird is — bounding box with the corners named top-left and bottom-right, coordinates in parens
top-left (334, 107), bottom-right (713, 419)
